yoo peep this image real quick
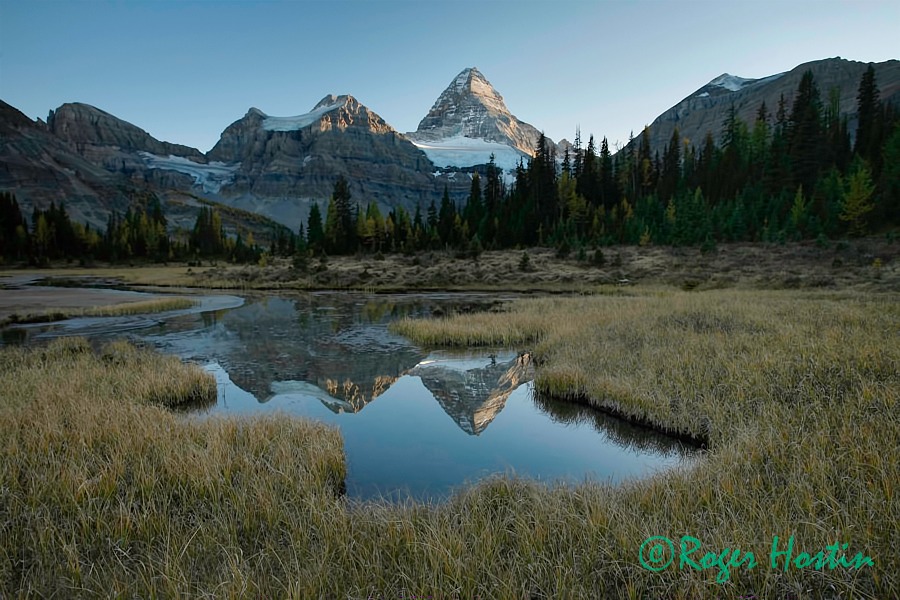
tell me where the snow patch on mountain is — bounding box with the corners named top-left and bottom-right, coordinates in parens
top-left (709, 74), bottom-right (757, 92)
top-left (707, 71), bottom-right (788, 93)
top-left (261, 102), bottom-right (343, 132)
top-left (139, 152), bottom-right (238, 193)
top-left (411, 135), bottom-right (526, 173)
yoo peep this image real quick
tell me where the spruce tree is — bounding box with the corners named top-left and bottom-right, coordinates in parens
top-left (788, 70), bottom-right (825, 195)
top-left (855, 64), bottom-right (880, 162)
top-left (306, 202), bottom-right (325, 251)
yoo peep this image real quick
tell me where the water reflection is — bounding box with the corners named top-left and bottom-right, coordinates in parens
top-left (409, 351), bottom-right (534, 435)
top-left (4, 289), bottom-right (698, 500)
top-left (531, 393), bottom-right (696, 457)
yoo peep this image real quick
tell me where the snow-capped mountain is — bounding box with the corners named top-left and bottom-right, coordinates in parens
top-left (200, 94), bottom-right (437, 229)
top-left (407, 67), bottom-right (550, 172)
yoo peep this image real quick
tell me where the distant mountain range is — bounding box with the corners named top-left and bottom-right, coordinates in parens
top-left (1, 57), bottom-right (897, 234)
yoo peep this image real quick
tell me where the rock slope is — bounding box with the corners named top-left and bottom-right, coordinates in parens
top-left (635, 57), bottom-right (900, 153)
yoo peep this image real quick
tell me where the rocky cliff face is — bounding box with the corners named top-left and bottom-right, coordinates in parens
top-left (203, 94), bottom-right (439, 229)
top-left (636, 57), bottom-right (900, 153)
top-left (0, 100), bottom-right (135, 227)
top-left (10, 95), bottom-right (445, 232)
top-left (406, 68), bottom-right (551, 173)
top-left (49, 103), bottom-right (204, 160)
top-left (46, 102), bottom-right (215, 197)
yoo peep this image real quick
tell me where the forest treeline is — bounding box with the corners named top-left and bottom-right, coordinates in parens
top-left (1, 66), bottom-right (897, 266)
top-left (0, 195), bottom-right (265, 266)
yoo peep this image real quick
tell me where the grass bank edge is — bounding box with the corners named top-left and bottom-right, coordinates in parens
top-left (0, 296), bottom-right (198, 328)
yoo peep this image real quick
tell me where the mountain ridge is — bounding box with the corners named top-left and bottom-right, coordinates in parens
top-left (2, 57), bottom-right (897, 235)
top-left (634, 57), bottom-right (900, 153)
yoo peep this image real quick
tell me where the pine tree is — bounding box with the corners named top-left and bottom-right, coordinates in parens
top-left (306, 202), bottom-right (325, 251)
top-left (659, 127), bottom-right (681, 202)
top-left (464, 172), bottom-right (484, 235)
top-left (599, 136), bottom-right (616, 209)
top-left (855, 64), bottom-right (881, 162)
top-left (879, 124), bottom-right (900, 225)
top-left (438, 185), bottom-right (456, 246)
top-left (482, 154), bottom-right (503, 245)
top-left (788, 70), bottom-right (825, 194)
top-left (327, 176), bottom-right (355, 254)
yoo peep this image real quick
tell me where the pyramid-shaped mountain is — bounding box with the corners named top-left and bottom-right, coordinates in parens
top-left (407, 67), bottom-right (549, 172)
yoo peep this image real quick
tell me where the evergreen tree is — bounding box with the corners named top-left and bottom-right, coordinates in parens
top-left (0, 192), bottom-right (27, 260)
top-left (599, 136), bottom-right (616, 209)
top-left (464, 172), bottom-right (484, 236)
top-left (788, 70), bottom-right (825, 194)
top-left (879, 124), bottom-right (900, 225)
top-left (658, 127), bottom-right (682, 202)
top-left (438, 185), bottom-right (456, 246)
top-left (483, 154), bottom-right (504, 245)
top-left (855, 64), bottom-right (881, 163)
top-left (324, 176), bottom-right (355, 254)
top-left (306, 202), bottom-right (325, 251)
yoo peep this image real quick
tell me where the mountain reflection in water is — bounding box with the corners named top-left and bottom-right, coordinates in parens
top-left (9, 290), bottom-right (697, 500)
top-left (409, 351), bottom-right (534, 435)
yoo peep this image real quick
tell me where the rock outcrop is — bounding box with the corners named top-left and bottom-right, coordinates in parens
top-left (0, 100), bottom-right (134, 228)
top-left (48, 103), bottom-right (204, 160)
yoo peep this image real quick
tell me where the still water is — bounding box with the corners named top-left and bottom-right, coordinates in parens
top-left (9, 290), bottom-right (696, 501)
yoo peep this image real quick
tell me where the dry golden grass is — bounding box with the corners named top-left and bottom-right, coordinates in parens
top-left (0, 297), bottom-right (196, 327)
top-left (0, 265), bottom-right (211, 287)
top-left (0, 338), bottom-right (345, 597)
top-left (392, 288), bottom-right (899, 597)
top-left (2, 288), bottom-right (897, 598)
top-left (4, 236), bottom-right (895, 293)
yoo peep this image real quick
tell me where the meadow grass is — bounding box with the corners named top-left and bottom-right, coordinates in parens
top-left (0, 297), bottom-right (196, 327)
top-left (1, 289), bottom-right (897, 598)
top-left (0, 338), bottom-right (346, 597)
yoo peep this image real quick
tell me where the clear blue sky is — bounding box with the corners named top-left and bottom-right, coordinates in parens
top-left (2, 0), bottom-right (897, 153)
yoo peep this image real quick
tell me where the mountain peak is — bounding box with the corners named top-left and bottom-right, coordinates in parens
top-left (407, 67), bottom-right (548, 167)
top-left (443, 67), bottom-right (506, 110)
top-left (313, 94), bottom-right (355, 110)
top-left (707, 73), bottom-right (757, 92)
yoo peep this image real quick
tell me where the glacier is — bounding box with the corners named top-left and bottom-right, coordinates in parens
top-left (139, 152), bottom-right (239, 194)
top-left (261, 102), bottom-right (344, 132)
top-left (411, 135), bottom-right (527, 173)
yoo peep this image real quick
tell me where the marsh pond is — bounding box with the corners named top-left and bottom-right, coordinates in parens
top-left (6, 286), bottom-right (696, 501)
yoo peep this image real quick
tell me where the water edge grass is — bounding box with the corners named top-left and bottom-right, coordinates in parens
top-left (0, 297), bottom-right (197, 328)
top-left (0, 287), bottom-right (896, 598)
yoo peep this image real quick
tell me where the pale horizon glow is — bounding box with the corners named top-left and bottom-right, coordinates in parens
top-left (1, 0), bottom-right (897, 154)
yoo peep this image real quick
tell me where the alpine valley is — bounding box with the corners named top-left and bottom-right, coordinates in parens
top-left (1, 57), bottom-right (897, 239)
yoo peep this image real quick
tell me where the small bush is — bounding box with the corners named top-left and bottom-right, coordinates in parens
top-left (518, 251), bottom-right (531, 272)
